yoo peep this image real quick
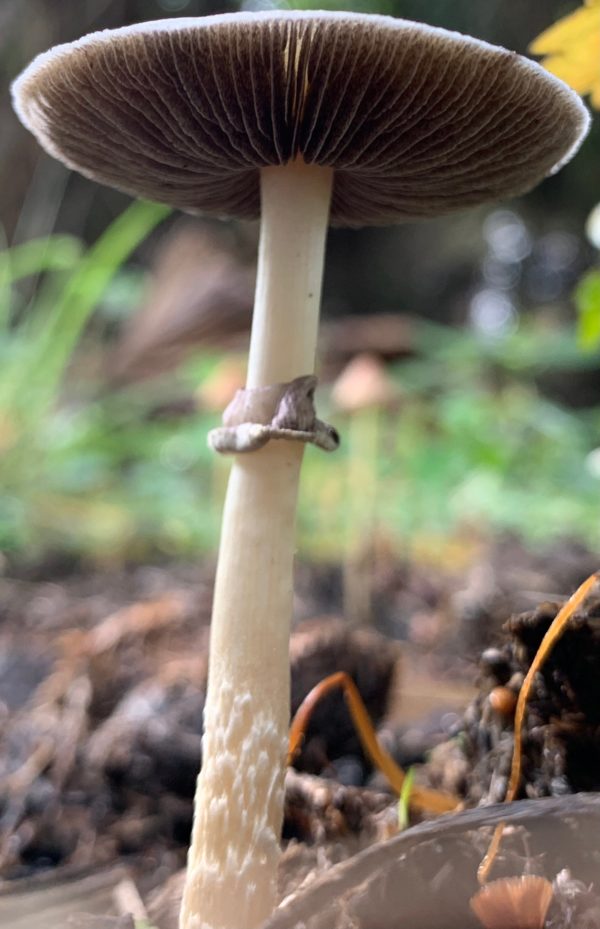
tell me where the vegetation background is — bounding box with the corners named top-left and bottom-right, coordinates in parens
top-left (1, 0), bottom-right (599, 568)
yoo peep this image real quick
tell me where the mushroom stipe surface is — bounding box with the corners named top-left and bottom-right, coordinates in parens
top-left (12, 11), bottom-right (590, 929)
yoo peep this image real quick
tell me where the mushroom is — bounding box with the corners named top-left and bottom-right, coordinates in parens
top-left (12, 11), bottom-right (589, 929)
top-left (196, 357), bottom-right (248, 416)
top-left (331, 354), bottom-right (401, 626)
top-left (470, 875), bottom-right (554, 929)
top-left (331, 353), bottom-right (400, 415)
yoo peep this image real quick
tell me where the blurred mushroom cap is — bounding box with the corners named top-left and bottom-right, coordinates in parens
top-left (331, 353), bottom-right (400, 412)
top-left (196, 357), bottom-right (248, 413)
top-left (470, 875), bottom-right (554, 929)
top-left (12, 11), bottom-right (589, 227)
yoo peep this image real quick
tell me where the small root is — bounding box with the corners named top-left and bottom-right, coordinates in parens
top-left (288, 670), bottom-right (459, 815)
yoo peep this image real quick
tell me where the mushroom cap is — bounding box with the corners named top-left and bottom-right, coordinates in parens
top-left (470, 875), bottom-right (554, 929)
top-left (12, 11), bottom-right (590, 227)
top-left (331, 353), bottom-right (399, 412)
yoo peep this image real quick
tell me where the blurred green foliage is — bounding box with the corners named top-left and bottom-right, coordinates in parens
top-left (1, 204), bottom-right (600, 567)
top-left (0, 2), bottom-right (597, 572)
top-left (0, 201), bottom-right (170, 558)
top-left (378, 323), bottom-right (600, 547)
top-left (301, 322), bottom-right (600, 560)
top-left (575, 270), bottom-right (600, 350)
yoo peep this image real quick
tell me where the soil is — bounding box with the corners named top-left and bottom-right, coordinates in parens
top-left (263, 795), bottom-right (600, 929)
top-left (0, 536), bottom-right (599, 928)
top-left (0, 560), bottom-right (401, 886)
top-left (441, 592), bottom-right (600, 805)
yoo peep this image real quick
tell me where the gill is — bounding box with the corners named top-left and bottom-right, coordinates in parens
top-left (283, 21), bottom-right (312, 156)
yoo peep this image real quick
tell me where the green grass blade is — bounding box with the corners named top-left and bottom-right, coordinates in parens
top-left (0, 235), bottom-right (83, 330)
top-left (12, 200), bottom-right (170, 420)
top-left (397, 766), bottom-right (415, 831)
top-left (0, 235), bottom-right (83, 285)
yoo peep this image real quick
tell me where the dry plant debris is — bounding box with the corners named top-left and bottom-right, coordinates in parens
top-left (0, 584), bottom-right (397, 886)
top-left (289, 670), bottom-right (458, 814)
top-left (2, 556), bottom-right (600, 928)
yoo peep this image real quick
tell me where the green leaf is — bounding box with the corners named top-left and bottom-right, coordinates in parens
top-left (0, 235), bottom-right (83, 330)
top-left (2, 200), bottom-right (170, 423)
top-left (575, 269), bottom-right (600, 351)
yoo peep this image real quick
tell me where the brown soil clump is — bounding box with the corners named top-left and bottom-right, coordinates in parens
top-left (456, 595), bottom-right (600, 805)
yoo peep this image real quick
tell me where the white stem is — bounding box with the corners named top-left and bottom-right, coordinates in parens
top-left (180, 160), bottom-right (333, 929)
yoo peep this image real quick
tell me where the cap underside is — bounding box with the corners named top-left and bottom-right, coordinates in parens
top-left (13, 11), bottom-right (590, 226)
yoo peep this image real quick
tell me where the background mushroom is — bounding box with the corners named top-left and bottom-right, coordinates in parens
top-left (331, 354), bottom-right (401, 626)
top-left (12, 11), bottom-right (589, 929)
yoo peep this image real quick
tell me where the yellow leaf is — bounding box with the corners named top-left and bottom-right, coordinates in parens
top-left (530, 5), bottom-right (598, 53)
top-left (529, 2), bottom-right (600, 108)
top-left (542, 54), bottom-right (598, 90)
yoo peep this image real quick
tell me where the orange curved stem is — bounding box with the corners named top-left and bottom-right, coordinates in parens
top-left (288, 670), bottom-right (458, 815)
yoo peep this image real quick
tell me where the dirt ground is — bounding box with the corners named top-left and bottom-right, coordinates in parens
top-left (0, 535), bottom-right (599, 927)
